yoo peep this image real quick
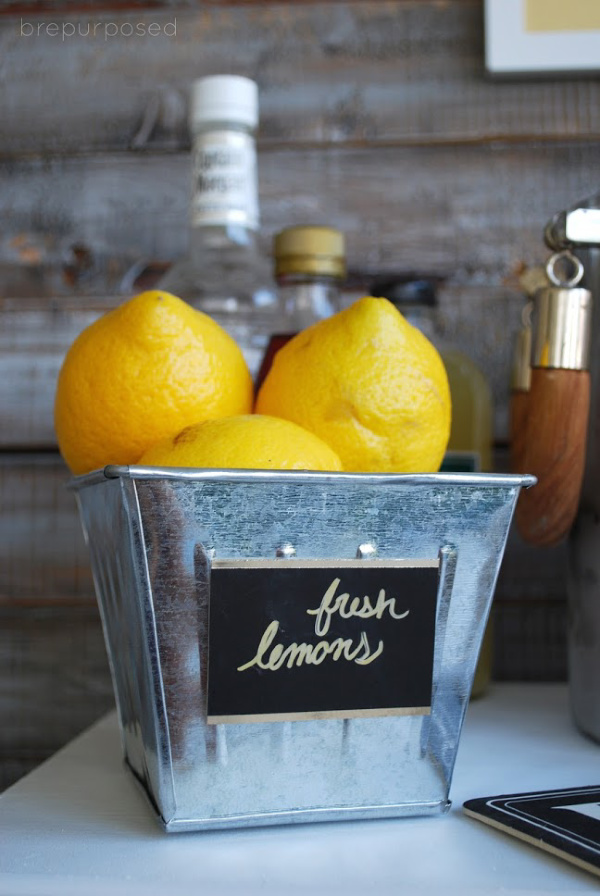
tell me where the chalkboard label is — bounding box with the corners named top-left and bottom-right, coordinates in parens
top-left (206, 559), bottom-right (439, 724)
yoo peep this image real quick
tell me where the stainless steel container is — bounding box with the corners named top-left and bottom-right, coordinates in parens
top-left (72, 466), bottom-right (533, 832)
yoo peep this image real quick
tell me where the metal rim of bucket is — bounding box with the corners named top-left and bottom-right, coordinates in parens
top-left (69, 464), bottom-right (537, 491)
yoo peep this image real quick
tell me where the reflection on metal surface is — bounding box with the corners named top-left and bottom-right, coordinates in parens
top-left (73, 468), bottom-right (533, 832)
top-left (530, 252), bottom-right (592, 372)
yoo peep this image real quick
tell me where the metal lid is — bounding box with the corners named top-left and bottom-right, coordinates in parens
top-left (369, 278), bottom-right (437, 308)
top-left (274, 226), bottom-right (346, 279)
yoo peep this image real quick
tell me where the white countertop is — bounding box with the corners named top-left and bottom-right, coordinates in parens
top-left (1, 683), bottom-right (599, 895)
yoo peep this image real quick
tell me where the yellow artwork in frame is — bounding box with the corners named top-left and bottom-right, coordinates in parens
top-left (485, 0), bottom-right (600, 75)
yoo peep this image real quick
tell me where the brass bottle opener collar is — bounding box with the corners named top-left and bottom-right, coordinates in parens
top-left (531, 252), bottom-right (592, 371)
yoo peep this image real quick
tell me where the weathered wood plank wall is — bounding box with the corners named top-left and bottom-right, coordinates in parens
top-left (1, 0), bottom-right (597, 789)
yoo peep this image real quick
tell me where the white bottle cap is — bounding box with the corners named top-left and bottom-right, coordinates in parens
top-left (189, 75), bottom-right (258, 129)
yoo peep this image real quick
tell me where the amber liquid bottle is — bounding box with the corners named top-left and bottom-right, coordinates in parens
top-left (255, 226), bottom-right (345, 392)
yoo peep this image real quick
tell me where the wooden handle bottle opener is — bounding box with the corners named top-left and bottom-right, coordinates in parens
top-left (515, 251), bottom-right (592, 547)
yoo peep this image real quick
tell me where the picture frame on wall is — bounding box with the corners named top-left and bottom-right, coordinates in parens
top-left (484, 0), bottom-right (600, 76)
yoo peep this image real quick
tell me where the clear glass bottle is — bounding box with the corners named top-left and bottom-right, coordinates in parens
top-left (371, 278), bottom-right (494, 696)
top-left (371, 279), bottom-right (493, 473)
top-left (159, 74), bottom-right (281, 377)
top-left (255, 226), bottom-right (345, 391)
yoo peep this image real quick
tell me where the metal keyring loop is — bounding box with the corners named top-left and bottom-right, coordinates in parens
top-left (546, 250), bottom-right (585, 288)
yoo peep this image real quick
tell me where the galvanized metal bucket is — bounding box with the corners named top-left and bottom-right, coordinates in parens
top-left (72, 466), bottom-right (534, 832)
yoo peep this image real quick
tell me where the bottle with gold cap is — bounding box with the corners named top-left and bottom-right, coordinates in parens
top-left (255, 225), bottom-right (345, 391)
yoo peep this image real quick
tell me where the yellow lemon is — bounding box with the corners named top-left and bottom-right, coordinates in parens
top-left (255, 296), bottom-right (451, 473)
top-left (139, 414), bottom-right (343, 471)
top-left (54, 290), bottom-right (253, 474)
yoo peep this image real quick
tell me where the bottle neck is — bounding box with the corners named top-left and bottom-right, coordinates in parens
top-left (277, 272), bottom-right (343, 329)
top-left (396, 304), bottom-right (438, 342)
top-left (190, 123), bottom-right (259, 236)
